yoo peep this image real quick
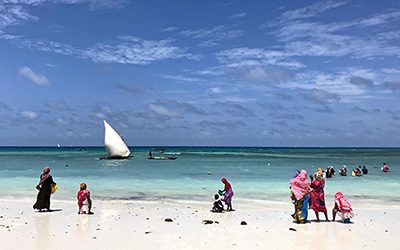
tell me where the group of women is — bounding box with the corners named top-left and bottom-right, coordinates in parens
top-left (34, 165), bottom-right (357, 223)
top-left (289, 168), bottom-right (354, 224)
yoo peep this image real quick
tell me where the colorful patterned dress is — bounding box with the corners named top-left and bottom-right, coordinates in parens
top-left (309, 178), bottom-right (327, 212)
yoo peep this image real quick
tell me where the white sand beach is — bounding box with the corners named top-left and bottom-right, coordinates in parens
top-left (0, 198), bottom-right (399, 250)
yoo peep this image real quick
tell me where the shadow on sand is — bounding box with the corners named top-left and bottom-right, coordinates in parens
top-left (36, 209), bottom-right (63, 213)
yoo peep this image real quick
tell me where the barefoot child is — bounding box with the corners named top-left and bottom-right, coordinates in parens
top-left (332, 192), bottom-right (354, 223)
top-left (77, 183), bottom-right (93, 214)
top-left (211, 194), bottom-right (224, 213)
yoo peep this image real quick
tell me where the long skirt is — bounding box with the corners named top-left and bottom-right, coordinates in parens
top-left (310, 190), bottom-right (327, 212)
top-left (33, 186), bottom-right (51, 210)
top-left (293, 194), bottom-right (309, 223)
top-left (223, 188), bottom-right (234, 206)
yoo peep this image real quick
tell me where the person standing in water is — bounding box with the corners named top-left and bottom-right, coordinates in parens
top-left (309, 168), bottom-right (329, 222)
top-left (219, 177), bottom-right (234, 211)
top-left (361, 165), bottom-right (368, 175)
top-left (33, 166), bottom-right (56, 212)
top-left (326, 166), bottom-right (335, 178)
top-left (382, 163), bottom-right (389, 172)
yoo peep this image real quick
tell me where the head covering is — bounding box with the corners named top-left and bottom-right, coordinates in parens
top-left (316, 168), bottom-right (324, 180)
top-left (290, 170), bottom-right (311, 200)
top-left (335, 192), bottom-right (352, 212)
top-left (221, 177), bottom-right (231, 191)
top-left (42, 166), bottom-right (50, 175)
top-left (38, 166), bottom-right (51, 185)
top-left (80, 183), bottom-right (87, 190)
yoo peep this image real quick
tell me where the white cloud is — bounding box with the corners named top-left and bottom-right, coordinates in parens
top-left (0, 0), bottom-right (127, 10)
top-left (20, 110), bottom-right (38, 119)
top-left (0, 0), bottom-right (127, 32)
top-left (206, 87), bottom-right (223, 94)
top-left (262, 129), bottom-right (282, 138)
top-left (267, 7), bottom-right (400, 59)
top-left (162, 26), bottom-right (178, 32)
top-left (260, 2), bottom-right (400, 61)
top-left (285, 33), bottom-right (400, 58)
top-left (149, 104), bottom-right (180, 118)
top-left (179, 25), bottom-right (244, 47)
top-left (56, 117), bottom-right (69, 125)
top-left (216, 47), bottom-right (305, 69)
top-left (162, 74), bottom-right (203, 83)
top-left (83, 36), bottom-right (199, 64)
top-left (229, 12), bottom-right (247, 19)
top-left (95, 112), bottom-right (106, 119)
top-left (0, 4), bottom-right (37, 28)
top-left (280, 1), bottom-right (346, 21)
top-left (18, 66), bottom-right (50, 85)
top-left (262, 1), bottom-right (346, 28)
top-left (357, 10), bottom-right (400, 27)
top-left (7, 35), bottom-right (200, 65)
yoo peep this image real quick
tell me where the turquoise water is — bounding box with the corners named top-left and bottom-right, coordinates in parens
top-left (0, 147), bottom-right (399, 203)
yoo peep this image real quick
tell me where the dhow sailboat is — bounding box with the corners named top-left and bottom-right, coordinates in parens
top-left (103, 120), bottom-right (131, 159)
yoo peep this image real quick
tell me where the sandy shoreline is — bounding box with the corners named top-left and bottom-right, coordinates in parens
top-left (1, 198), bottom-right (399, 250)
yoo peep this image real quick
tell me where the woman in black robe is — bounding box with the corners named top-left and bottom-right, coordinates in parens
top-left (33, 166), bottom-right (56, 211)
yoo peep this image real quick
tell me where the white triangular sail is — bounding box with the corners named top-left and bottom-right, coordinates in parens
top-left (103, 120), bottom-right (131, 158)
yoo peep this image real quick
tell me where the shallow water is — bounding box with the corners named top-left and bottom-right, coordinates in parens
top-left (0, 147), bottom-right (399, 203)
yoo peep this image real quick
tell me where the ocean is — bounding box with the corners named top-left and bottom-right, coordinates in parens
top-left (0, 147), bottom-right (399, 203)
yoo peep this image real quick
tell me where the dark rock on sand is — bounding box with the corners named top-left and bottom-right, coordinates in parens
top-left (289, 228), bottom-right (296, 231)
top-left (165, 218), bottom-right (173, 222)
top-left (202, 220), bottom-right (213, 224)
top-left (240, 221), bottom-right (247, 225)
top-left (145, 231), bottom-right (152, 234)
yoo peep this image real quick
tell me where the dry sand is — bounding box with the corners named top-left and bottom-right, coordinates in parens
top-left (0, 198), bottom-right (399, 250)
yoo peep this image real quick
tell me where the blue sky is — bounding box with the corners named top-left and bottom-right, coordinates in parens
top-left (0, 0), bottom-right (400, 146)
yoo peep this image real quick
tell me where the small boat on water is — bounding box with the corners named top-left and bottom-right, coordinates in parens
top-left (147, 148), bottom-right (177, 160)
top-left (103, 120), bottom-right (131, 159)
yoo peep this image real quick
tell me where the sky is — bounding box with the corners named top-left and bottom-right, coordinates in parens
top-left (0, 0), bottom-right (400, 147)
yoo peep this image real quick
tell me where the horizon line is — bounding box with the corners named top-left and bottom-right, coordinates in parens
top-left (0, 145), bottom-right (400, 149)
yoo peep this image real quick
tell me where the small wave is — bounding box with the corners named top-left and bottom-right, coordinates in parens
top-left (163, 152), bottom-right (181, 155)
top-left (179, 151), bottom-right (320, 159)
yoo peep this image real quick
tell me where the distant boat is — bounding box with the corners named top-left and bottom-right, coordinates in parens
top-left (147, 148), bottom-right (177, 160)
top-left (57, 144), bottom-right (61, 148)
top-left (103, 120), bottom-right (131, 159)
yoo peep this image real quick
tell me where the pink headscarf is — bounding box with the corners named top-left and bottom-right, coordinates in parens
top-left (335, 192), bottom-right (352, 212)
top-left (290, 170), bottom-right (311, 200)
